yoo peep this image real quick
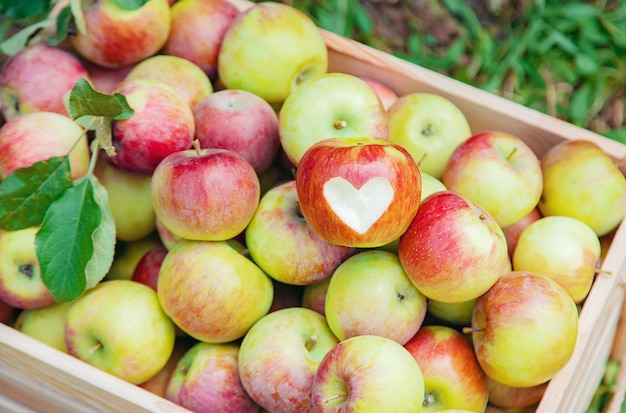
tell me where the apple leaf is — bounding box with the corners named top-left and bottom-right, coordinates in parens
top-left (0, 0), bottom-right (51, 21)
top-left (68, 78), bottom-right (134, 121)
top-left (111, 0), bottom-right (151, 11)
top-left (95, 119), bottom-right (116, 157)
top-left (0, 157), bottom-right (73, 231)
top-left (36, 177), bottom-right (102, 302)
top-left (84, 175), bottom-right (116, 290)
top-left (0, 18), bottom-right (55, 55)
top-left (47, 6), bottom-right (72, 46)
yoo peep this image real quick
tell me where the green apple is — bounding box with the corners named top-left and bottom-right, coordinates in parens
top-left (470, 271), bottom-right (578, 388)
top-left (238, 307), bottom-right (339, 412)
top-left (388, 92), bottom-right (472, 180)
top-left (538, 139), bottom-right (626, 237)
top-left (512, 215), bottom-right (601, 303)
top-left (427, 297), bottom-right (476, 326)
top-left (443, 130), bottom-right (543, 227)
top-left (0, 226), bottom-right (55, 309)
top-left (420, 171), bottom-right (447, 201)
top-left (14, 301), bottom-right (73, 352)
top-left (325, 250), bottom-right (427, 345)
top-left (218, 2), bottom-right (328, 104)
top-left (311, 335), bottom-right (425, 412)
top-left (279, 73), bottom-right (388, 166)
top-left (157, 240), bottom-right (273, 343)
top-left (64, 280), bottom-right (176, 385)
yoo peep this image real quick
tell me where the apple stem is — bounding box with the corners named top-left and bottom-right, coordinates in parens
top-left (306, 334), bottom-right (318, 351)
top-left (192, 139), bottom-right (202, 156)
top-left (594, 268), bottom-right (613, 276)
top-left (89, 342), bottom-right (102, 354)
top-left (506, 146), bottom-right (518, 161)
top-left (333, 120), bottom-right (347, 130)
top-left (417, 152), bottom-right (427, 169)
top-left (462, 326), bottom-right (484, 334)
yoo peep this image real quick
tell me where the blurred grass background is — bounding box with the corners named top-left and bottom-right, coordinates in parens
top-left (254, 0), bottom-right (626, 144)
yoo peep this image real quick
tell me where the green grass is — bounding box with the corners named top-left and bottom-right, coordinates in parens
top-left (262, 0), bottom-right (626, 144)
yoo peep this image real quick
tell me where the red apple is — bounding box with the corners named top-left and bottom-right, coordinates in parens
top-left (0, 44), bottom-right (91, 121)
top-left (151, 147), bottom-right (260, 241)
top-left (296, 137), bottom-right (421, 248)
top-left (487, 376), bottom-right (548, 409)
top-left (108, 78), bottom-right (195, 174)
top-left (398, 190), bottom-right (511, 303)
top-left (359, 76), bottom-right (399, 110)
top-left (0, 296), bottom-right (18, 324)
top-left (193, 89), bottom-right (280, 174)
top-left (131, 245), bottom-right (168, 292)
top-left (404, 325), bottom-right (489, 412)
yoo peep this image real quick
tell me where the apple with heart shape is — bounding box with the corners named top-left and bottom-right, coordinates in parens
top-left (279, 72), bottom-right (388, 166)
top-left (0, 111), bottom-right (90, 181)
top-left (69, 0), bottom-right (171, 68)
top-left (13, 301), bottom-right (73, 353)
top-left (93, 158), bottom-right (156, 242)
top-left (388, 92), bottom-right (472, 180)
top-left (469, 271), bottom-right (579, 388)
top-left (108, 78), bottom-right (195, 175)
top-left (398, 190), bottom-right (511, 303)
top-left (238, 307), bottom-right (339, 413)
top-left (165, 341), bottom-right (260, 413)
top-left (0, 227), bottom-right (55, 309)
top-left (164, 0), bottom-right (240, 81)
top-left (404, 325), bottom-right (489, 412)
top-left (359, 76), bottom-right (399, 110)
top-left (245, 180), bottom-right (355, 286)
top-left (512, 215), bottom-right (601, 303)
top-left (539, 139), bottom-right (626, 237)
top-left (123, 54), bottom-right (213, 108)
top-left (487, 376), bottom-right (548, 409)
top-left (301, 277), bottom-right (331, 316)
top-left (65, 279), bottom-right (176, 385)
top-left (296, 137), bottom-right (421, 248)
top-left (311, 334), bottom-right (425, 412)
top-left (193, 89), bottom-right (281, 174)
top-left (501, 207), bottom-right (542, 257)
top-left (443, 130), bottom-right (543, 228)
top-left (157, 240), bottom-right (273, 343)
top-left (131, 245), bottom-right (168, 292)
top-left (151, 145), bottom-right (260, 241)
top-left (0, 44), bottom-right (91, 121)
top-left (324, 250), bottom-right (427, 345)
top-left (218, 2), bottom-right (328, 105)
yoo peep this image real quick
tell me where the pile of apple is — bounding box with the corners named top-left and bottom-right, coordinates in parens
top-left (1, 0), bottom-right (626, 412)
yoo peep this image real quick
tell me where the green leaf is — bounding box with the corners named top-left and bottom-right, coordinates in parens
top-left (350, 0), bottom-right (372, 36)
top-left (111, 0), bottom-right (150, 10)
top-left (95, 119), bottom-right (116, 156)
top-left (568, 82), bottom-right (593, 126)
top-left (575, 53), bottom-right (599, 76)
top-left (0, 18), bottom-right (55, 55)
top-left (36, 178), bottom-right (102, 302)
top-left (0, 157), bottom-right (73, 231)
top-left (48, 6), bottom-right (72, 46)
top-left (0, 0), bottom-right (50, 20)
top-left (68, 78), bottom-right (134, 121)
top-left (84, 175), bottom-right (116, 290)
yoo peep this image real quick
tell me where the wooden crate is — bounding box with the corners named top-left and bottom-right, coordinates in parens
top-left (1, 1), bottom-right (625, 411)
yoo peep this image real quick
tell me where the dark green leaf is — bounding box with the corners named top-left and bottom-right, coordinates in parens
top-left (68, 78), bottom-right (134, 121)
top-left (599, 17), bottom-right (626, 48)
top-left (111, 0), bottom-right (150, 10)
top-left (0, 0), bottom-right (50, 20)
top-left (47, 6), bottom-right (72, 46)
top-left (36, 178), bottom-right (102, 302)
top-left (0, 19), bottom-right (54, 55)
top-left (350, 1), bottom-right (372, 36)
top-left (0, 157), bottom-right (73, 231)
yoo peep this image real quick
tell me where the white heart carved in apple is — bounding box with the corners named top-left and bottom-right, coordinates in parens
top-left (323, 176), bottom-right (394, 234)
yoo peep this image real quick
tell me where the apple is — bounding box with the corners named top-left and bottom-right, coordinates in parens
top-left (131, 245), bottom-right (168, 292)
top-left (420, 171), bottom-right (447, 201)
top-left (13, 301), bottom-right (74, 353)
top-left (157, 239), bottom-right (273, 343)
top-left (443, 130), bottom-right (543, 228)
top-left (69, 0), bottom-right (171, 68)
top-left (93, 157), bottom-right (156, 242)
top-left (359, 76), bottom-right (399, 110)
top-left (0, 297), bottom-right (18, 324)
top-left (538, 139), bottom-right (626, 237)
top-left (138, 337), bottom-right (195, 398)
top-left (427, 297), bottom-right (476, 326)
top-left (388, 92), bottom-right (472, 180)
top-left (238, 307), bottom-right (339, 412)
top-left (0, 44), bottom-right (91, 121)
top-left (0, 111), bottom-right (90, 180)
top-left (404, 325), bottom-right (489, 412)
top-left (123, 54), bottom-right (213, 108)
top-left (325, 250), bottom-right (427, 344)
top-left (470, 271), bottom-right (579, 388)
top-left (155, 217), bottom-right (181, 250)
top-left (311, 335), bottom-right (425, 412)
top-left (105, 234), bottom-right (162, 281)
top-left (151, 146), bottom-right (260, 241)
top-left (0, 226), bottom-right (55, 309)
top-left (193, 89), bottom-right (280, 174)
top-left (166, 341), bottom-right (259, 413)
top-left (83, 60), bottom-right (136, 94)
top-left (245, 180), bottom-right (354, 285)
top-left (301, 277), bottom-right (331, 316)
top-left (487, 376), bottom-right (548, 409)
top-left (279, 72), bottom-right (388, 166)
top-left (218, 2), bottom-right (328, 104)
top-left (163, 0), bottom-right (239, 81)
top-left (501, 207), bottom-right (541, 257)
top-left (107, 78), bottom-right (195, 174)
top-left (512, 215), bottom-right (602, 303)
top-left (65, 279), bottom-right (176, 385)
top-left (398, 190), bottom-right (511, 303)
top-left (296, 137), bottom-right (421, 248)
